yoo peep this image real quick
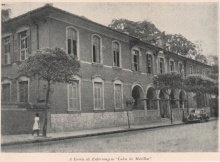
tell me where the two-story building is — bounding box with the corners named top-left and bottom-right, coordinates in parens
top-left (2, 4), bottom-right (212, 134)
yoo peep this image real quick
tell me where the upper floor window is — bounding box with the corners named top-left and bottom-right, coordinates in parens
top-left (159, 58), bottom-right (165, 74)
top-left (196, 67), bottom-right (199, 74)
top-left (179, 63), bottom-right (183, 74)
top-left (92, 35), bottom-right (101, 63)
top-left (190, 66), bottom-right (193, 74)
top-left (67, 28), bottom-right (77, 56)
top-left (203, 69), bottom-right (205, 77)
top-left (19, 30), bottom-right (29, 61)
top-left (170, 60), bottom-right (174, 72)
top-left (146, 54), bottom-right (153, 74)
top-left (113, 42), bottom-right (120, 67)
top-left (3, 36), bottom-right (11, 65)
top-left (132, 49), bottom-right (140, 71)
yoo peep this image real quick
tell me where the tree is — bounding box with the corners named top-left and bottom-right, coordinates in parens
top-left (19, 47), bottom-right (80, 136)
top-left (153, 72), bottom-right (184, 92)
top-left (2, 4), bottom-right (11, 22)
top-left (153, 72), bottom-right (184, 123)
top-left (164, 34), bottom-right (196, 55)
top-left (109, 19), bottom-right (197, 56)
top-left (124, 96), bottom-right (134, 129)
top-left (183, 75), bottom-right (217, 108)
top-left (109, 19), bottom-right (161, 44)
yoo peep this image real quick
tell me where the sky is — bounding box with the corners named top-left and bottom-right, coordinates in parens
top-left (3, 2), bottom-right (219, 57)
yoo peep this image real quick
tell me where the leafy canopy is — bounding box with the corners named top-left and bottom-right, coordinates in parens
top-left (109, 19), bottom-right (200, 57)
top-left (153, 72), bottom-right (184, 92)
top-left (2, 4), bottom-right (11, 22)
top-left (183, 75), bottom-right (217, 96)
top-left (19, 47), bottom-right (80, 84)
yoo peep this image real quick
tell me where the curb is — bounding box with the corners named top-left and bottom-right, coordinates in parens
top-left (1, 118), bottom-right (217, 147)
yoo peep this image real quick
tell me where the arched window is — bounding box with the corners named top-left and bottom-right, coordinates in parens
top-left (178, 62), bottom-right (184, 74)
top-left (17, 76), bottom-right (29, 103)
top-left (92, 76), bottom-right (104, 110)
top-left (92, 35), bottom-right (102, 63)
top-left (190, 65), bottom-right (193, 74)
top-left (131, 47), bottom-right (140, 71)
top-left (2, 35), bottom-right (12, 65)
top-left (67, 27), bottom-right (78, 56)
top-left (158, 57), bottom-right (165, 74)
top-left (113, 41), bottom-right (121, 67)
top-left (67, 76), bottom-right (81, 111)
top-left (169, 59), bottom-right (175, 72)
top-left (2, 78), bottom-right (11, 102)
top-left (113, 79), bottom-right (123, 109)
top-left (146, 52), bottom-right (153, 74)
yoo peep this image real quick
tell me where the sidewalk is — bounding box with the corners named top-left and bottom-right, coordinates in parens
top-left (1, 117), bottom-right (217, 146)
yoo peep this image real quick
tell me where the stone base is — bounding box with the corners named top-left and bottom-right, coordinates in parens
top-left (51, 111), bottom-right (135, 132)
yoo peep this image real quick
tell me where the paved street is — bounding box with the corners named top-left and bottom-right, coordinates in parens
top-left (2, 120), bottom-right (218, 152)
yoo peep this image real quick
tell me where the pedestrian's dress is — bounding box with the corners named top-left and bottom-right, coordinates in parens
top-left (33, 116), bottom-right (40, 130)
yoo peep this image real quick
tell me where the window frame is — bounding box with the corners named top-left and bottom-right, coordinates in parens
top-left (196, 67), bottom-right (199, 74)
top-left (92, 76), bottom-right (105, 110)
top-left (190, 65), bottom-right (193, 74)
top-left (113, 79), bottom-right (124, 110)
top-left (92, 34), bottom-right (102, 64)
top-left (17, 76), bottom-right (29, 103)
top-left (2, 78), bottom-right (12, 102)
top-left (112, 41), bottom-right (121, 68)
top-left (19, 30), bottom-right (29, 61)
top-left (178, 62), bottom-right (184, 74)
top-left (146, 53), bottom-right (153, 74)
top-left (158, 57), bottom-right (165, 74)
top-left (66, 26), bottom-right (79, 59)
top-left (67, 76), bottom-right (81, 112)
top-left (131, 46), bottom-right (141, 72)
top-left (2, 35), bottom-right (12, 65)
top-left (169, 59), bottom-right (175, 72)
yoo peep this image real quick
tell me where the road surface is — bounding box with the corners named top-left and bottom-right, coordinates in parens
top-left (2, 120), bottom-right (218, 152)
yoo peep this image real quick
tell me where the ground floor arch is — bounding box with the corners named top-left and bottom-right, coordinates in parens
top-left (179, 90), bottom-right (186, 109)
top-left (132, 84), bottom-right (145, 110)
top-left (170, 89), bottom-right (178, 109)
top-left (159, 89), bottom-right (169, 118)
top-left (146, 87), bottom-right (157, 110)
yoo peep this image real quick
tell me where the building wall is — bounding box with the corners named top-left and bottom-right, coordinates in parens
top-left (1, 108), bottom-right (49, 135)
top-left (1, 6), bottom-right (213, 134)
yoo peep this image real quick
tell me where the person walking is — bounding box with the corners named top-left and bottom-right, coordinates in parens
top-left (32, 113), bottom-right (40, 136)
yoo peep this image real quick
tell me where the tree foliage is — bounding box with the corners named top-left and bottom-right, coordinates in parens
top-left (109, 19), bottom-right (200, 57)
top-left (153, 72), bottom-right (184, 94)
top-left (20, 47), bottom-right (80, 136)
top-left (109, 19), bottom-right (161, 43)
top-left (2, 4), bottom-right (11, 22)
top-left (183, 75), bottom-right (217, 98)
top-left (20, 48), bottom-right (80, 83)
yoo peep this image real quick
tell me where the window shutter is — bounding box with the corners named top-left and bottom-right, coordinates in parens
top-left (14, 34), bottom-right (19, 61)
top-left (138, 52), bottom-right (141, 71)
top-left (2, 38), bottom-right (4, 64)
top-left (131, 51), bottom-right (134, 71)
top-left (26, 29), bottom-right (31, 55)
top-left (10, 36), bottom-right (13, 63)
top-left (146, 54), bottom-right (148, 73)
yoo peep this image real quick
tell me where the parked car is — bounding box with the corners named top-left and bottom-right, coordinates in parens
top-left (182, 109), bottom-right (209, 123)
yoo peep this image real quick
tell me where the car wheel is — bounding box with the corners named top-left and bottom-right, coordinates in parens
top-left (199, 118), bottom-right (203, 123)
top-left (205, 118), bottom-right (209, 122)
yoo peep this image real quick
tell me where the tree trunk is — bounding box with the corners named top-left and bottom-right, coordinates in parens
top-left (126, 104), bottom-right (131, 129)
top-left (43, 81), bottom-right (50, 137)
